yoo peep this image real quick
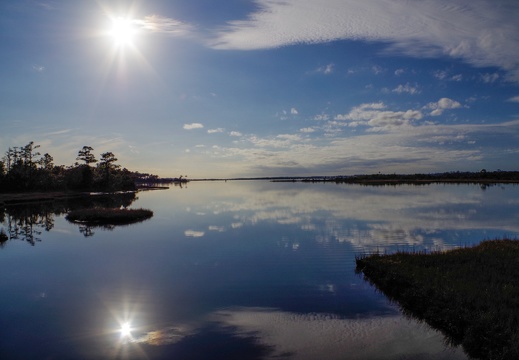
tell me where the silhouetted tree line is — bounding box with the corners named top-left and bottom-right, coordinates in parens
top-left (0, 142), bottom-right (138, 193)
top-left (305, 170), bottom-right (519, 184)
top-left (132, 172), bottom-right (188, 185)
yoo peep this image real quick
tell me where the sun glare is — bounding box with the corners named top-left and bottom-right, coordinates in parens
top-left (120, 321), bottom-right (133, 337)
top-left (109, 17), bottom-right (136, 46)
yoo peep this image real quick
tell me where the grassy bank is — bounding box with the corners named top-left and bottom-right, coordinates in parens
top-left (66, 208), bottom-right (153, 225)
top-left (356, 240), bottom-right (519, 360)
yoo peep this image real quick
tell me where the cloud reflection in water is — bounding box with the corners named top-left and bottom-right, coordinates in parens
top-left (208, 307), bottom-right (467, 360)
top-left (128, 307), bottom-right (467, 359)
top-left (183, 183), bottom-right (519, 252)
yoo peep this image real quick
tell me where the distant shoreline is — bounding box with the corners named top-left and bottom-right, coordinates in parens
top-left (191, 170), bottom-right (519, 184)
top-left (191, 178), bottom-right (519, 183)
top-left (2, 171), bottom-right (519, 205)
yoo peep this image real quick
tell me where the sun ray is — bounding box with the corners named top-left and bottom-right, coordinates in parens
top-left (88, 6), bottom-right (170, 120)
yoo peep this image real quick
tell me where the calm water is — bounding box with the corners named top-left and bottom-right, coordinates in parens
top-left (1, 181), bottom-right (518, 359)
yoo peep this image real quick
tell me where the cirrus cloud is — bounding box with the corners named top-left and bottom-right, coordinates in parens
top-left (210, 0), bottom-right (519, 81)
top-left (136, 15), bottom-right (194, 36)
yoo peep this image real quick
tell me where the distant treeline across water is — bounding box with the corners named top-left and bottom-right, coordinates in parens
top-left (267, 170), bottom-right (519, 184)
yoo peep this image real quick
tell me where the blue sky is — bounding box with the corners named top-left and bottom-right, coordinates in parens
top-left (1, 0), bottom-right (519, 178)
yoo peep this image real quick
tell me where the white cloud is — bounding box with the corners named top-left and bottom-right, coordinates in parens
top-left (394, 68), bottom-right (405, 76)
top-left (508, 96), bottom-right (519, 103)
top-left (193, 116), bottom-right (519, 177)
top-left (208, 128), bottom-right (225, 134)
top-left (317, 63), bottom-right (334, 74)
top-left (451, 74), bottom-right (463, 81)
top-left (425, 98), bottom-right (462, 116)
top-left (291, 108), bottom-right (299, 115)
top-left (392, 83), bottom-right (420, 95)
top-left (480, 72), bottom-right (500, 83)
top-left (43, 129), bottom-right (72, 136)
top-left (335, 102), bottom-right (423, 131)
top-left (371, 65), bottom-right (384, 75)
top-left (208, 225), bottom-right (225, 232)
top-left (433, 71), bottom-right (463, 82)
top-left (277, 134), bottom-right (302, 141)
top-left (314, 114), bottom-right (329, 121)
top-left (210, 0), bottom-right (519, 81)
top-left (433, 70), bottom-right (448, 80)
top-left (183, 123), bottom-right (204, 130)
top-left (136, 15), bottom-right (193, 36)
top-left (245, 133), bottom-right (303, 148)
top-left (229, 131), bottom-right (242, 137)
top-left (300, 127), bottom-right (316, 133)
top-left (184, 230), bottom-right (205, 237)
top-left (32, 65), bottom-right (45, 72)
top-left (36, 2), bottom-right (55, 10)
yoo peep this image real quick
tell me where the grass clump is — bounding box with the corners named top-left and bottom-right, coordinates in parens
top-left (356, 239), bottom-right (519, 360)
top-left (66, 207), bottom-right (153, 225)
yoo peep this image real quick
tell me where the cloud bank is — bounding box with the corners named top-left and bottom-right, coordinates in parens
top-left (193, 97), bottom-right (519, 177)
top-left (210, 0), bottom-right (519, 81)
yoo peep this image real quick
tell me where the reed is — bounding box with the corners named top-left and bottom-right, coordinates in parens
top-left (356, 239), bottom-right (519, 360)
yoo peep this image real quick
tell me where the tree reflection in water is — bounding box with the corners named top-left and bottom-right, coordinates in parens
top-left (0, 192), bottom-right (138, 245)
top-left (78, 224), bottom-right (117, 237)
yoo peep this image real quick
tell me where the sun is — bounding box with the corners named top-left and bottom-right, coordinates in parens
top-left (109, 17), bottom-right (137, 46)
top-left (119, 321), bottom-right (133, 338)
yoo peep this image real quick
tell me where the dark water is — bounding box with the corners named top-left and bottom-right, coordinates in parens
top-left (1, 182), bottom-right (518, 359)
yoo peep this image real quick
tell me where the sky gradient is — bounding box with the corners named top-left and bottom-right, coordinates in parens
top-left (1, 0), bottom-right (519, 178)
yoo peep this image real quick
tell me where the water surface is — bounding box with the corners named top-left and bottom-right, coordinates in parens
top-left (1, 182), bottom-right (518, 359)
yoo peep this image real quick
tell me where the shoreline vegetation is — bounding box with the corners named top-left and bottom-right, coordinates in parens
top-left (356, 239), bottom-right (519, 360)
top-left (0, 142), bottom-right (187, 205)
top-left (269, 170), bottom-right (519, 184)
top-left (2, 169), bottom-right (518, 206)
top-left (1, 142), bottom-right (517, 205)
top-left (192, 170), bottom-right (519, 184)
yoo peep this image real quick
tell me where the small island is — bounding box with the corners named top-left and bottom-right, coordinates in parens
top-left (66, 208), bottom-right (154, 225)
top-left (356, 239), bottom-right (519, 360)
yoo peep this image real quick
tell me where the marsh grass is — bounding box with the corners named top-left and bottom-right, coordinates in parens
top-left (356, 239), bottom-right (519, 360)
top-left (66, 207), bottom-right (153, 225)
